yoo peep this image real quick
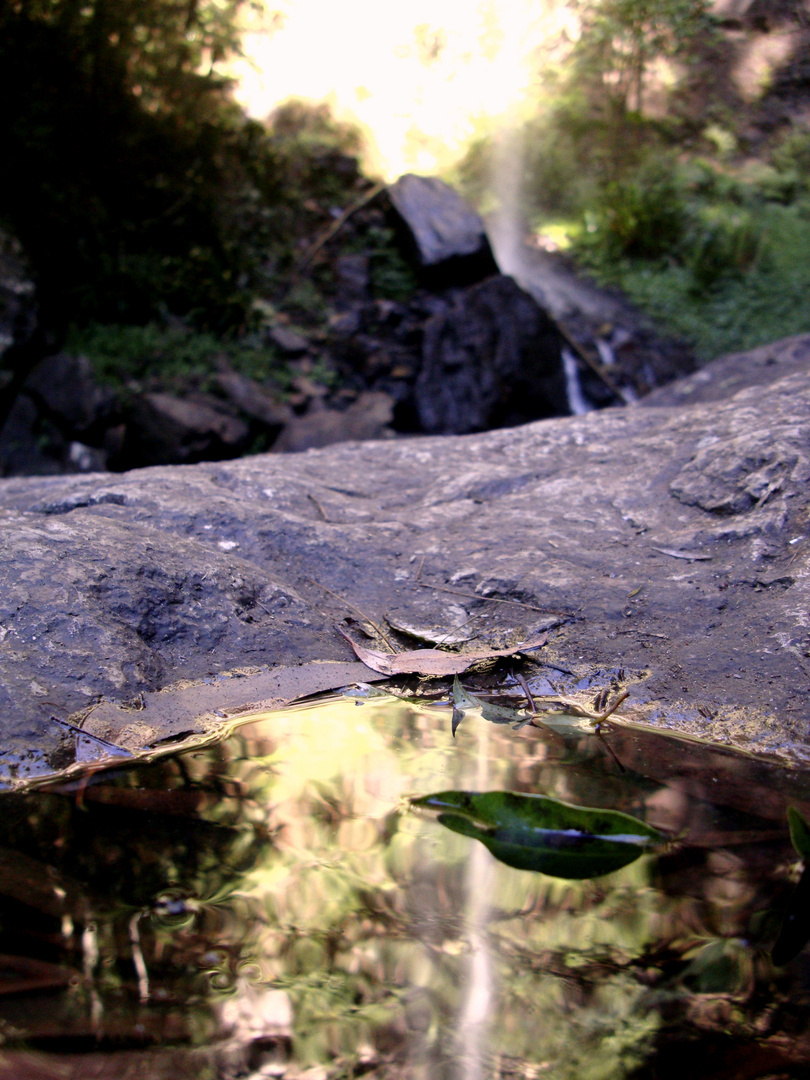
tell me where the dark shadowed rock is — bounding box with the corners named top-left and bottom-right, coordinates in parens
top-left (1, 336), bottom-right (810, 777)
top-left (121, 392), bottom-right (251, 467)
top-left (415, 274), bottom-right (568, 433)
top-left (24, 352), bottom-right (115, 434)
top-left (388, 174), bottom-right (499, 285)
top-left (0, 353), bottom-right (115, 475)
top-left (213, 369), bottom-right (293, 430)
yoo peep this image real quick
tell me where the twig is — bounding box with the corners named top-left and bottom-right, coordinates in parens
top-left (595, 727), bottom-right (626, 772)
top-left (297, 182), bottom-right (386, 270)
top-left (305, 577), bottom-right (396, 651)
top-left (307, 492), bottom-right (329, 521)
top-left (49, 716), bottom-right (134, 757)
top-left (413, 579), bottom-right (568, 617)
top-left (514, 670), bottom-right (537, 714)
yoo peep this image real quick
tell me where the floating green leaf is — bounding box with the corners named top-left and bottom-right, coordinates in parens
top-left (411, 790), bottom-right (665, 879)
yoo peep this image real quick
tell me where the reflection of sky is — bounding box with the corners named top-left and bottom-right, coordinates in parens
top-left (229, 0), bottom-right (573, 179)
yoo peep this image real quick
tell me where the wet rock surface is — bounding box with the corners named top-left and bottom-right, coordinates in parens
top-left (1, 337), bottom-right (809, 772)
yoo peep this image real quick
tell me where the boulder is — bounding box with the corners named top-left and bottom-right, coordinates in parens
top-left (212, 368), bottom-right (293, 430)
top-left (415, 274), bottom-right (567, 433)
top-left (120, 392), bottom-right (251, 467)
top-left (23, 352), bottom-right (115, 434)
top-left (387, 174), bottom-right (499, 285)
top-left (0, 352), bottom-right (115, 475)
top-left (272, 390), bottom-right (394, 452)
top-left (1, 335), bottom-right (809, 777)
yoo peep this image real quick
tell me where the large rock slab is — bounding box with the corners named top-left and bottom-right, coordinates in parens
top-left (1, 339), bottom-right (810, 775)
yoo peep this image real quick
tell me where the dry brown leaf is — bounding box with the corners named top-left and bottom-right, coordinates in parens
top-left (336, 626), bottom-right (548, 676)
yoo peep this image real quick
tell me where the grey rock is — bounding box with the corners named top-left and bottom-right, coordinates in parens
top-left (269, 326), bottom-right (309, 355)
top-left (272, 391), bottom-right (394, 452)
top-left (387, 174), bottom-right (498, 280)
top-left (1, 338), bottom-right (810, 775)
top-left (641, 333), bottom-right (810, 408)
top-left (334, 253), bottom-right (371, 303)
top-left (0, 232), bottom-right (36, 364)
top-left (24, 352), bottom-right (114, 434)
top-left (213, 369), bottom-right (293, 429)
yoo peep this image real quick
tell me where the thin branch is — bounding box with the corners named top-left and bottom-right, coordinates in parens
top-left (296, 182), bottom-right (386, 271)
top-left (413, 579), bottom-right (569, 617)
top-left (305, 577), bottom-right (396, 651)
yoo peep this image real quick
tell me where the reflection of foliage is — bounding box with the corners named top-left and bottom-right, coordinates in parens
top-left (0, 697), bottom-right (807, 1074)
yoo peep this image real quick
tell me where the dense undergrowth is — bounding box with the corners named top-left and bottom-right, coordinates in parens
top-left (456, 0), bottom-right (810, 361)
top-left (568, 150), bottom-right (810, 359)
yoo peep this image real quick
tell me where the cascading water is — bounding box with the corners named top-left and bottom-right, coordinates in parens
top-left (482, 6), bottom-right (595, 418)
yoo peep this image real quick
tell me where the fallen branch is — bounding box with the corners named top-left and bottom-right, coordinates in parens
top-left (297, 182), bottom-right (386, 270)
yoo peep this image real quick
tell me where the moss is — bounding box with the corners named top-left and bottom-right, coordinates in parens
top-left (66, 321), bottom-right (291, 391)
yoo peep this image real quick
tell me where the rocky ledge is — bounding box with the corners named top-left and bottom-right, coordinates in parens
top-left (1, 331), bottom-right (809, 777)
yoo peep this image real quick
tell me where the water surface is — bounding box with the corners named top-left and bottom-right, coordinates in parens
top-left (0, 694), bottom-right (809, 1079)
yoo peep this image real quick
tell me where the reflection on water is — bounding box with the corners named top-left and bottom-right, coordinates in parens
top-left (0, 695), bottom-right (810, 1078)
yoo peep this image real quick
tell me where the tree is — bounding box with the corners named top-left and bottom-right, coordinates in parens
top-left (573, 0), bottom-right (712, 116)
top-left (0, 0), bottom-right (272, 330)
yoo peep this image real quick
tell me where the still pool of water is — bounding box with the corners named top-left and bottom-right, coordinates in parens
top-left (0, 693), bottom-right (809, 1079)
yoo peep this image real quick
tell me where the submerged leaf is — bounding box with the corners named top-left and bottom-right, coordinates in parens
top-left (773, 807), bottom-right (810, 965)
top-left (772, 863), bottom-right (810, 966)
top-left (451, 706), bottom-right (465, 737)
top-left (411, 789), bottom-right (665, 879)
top-left (337, 627), bottom-right (547, 677)
top-left (535, 712), bottom-right (599, 736)
top-left (452, 675), bottom-right (531, 726)
top-left (787, 806), bottom-right (810, 860)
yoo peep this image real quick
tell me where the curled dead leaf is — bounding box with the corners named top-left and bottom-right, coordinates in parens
top-left (336, 626), bottom-right (548, 677)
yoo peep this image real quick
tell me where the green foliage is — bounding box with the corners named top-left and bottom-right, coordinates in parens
top-left (578, 155), bottom-right (688, 260)
top-left (683, 203), bottom-right (765, 289)
top-left (572, 0), bottom-right (714, 115)
top-left (66, 321), bottom-right (289, 389)
top-left (787, 806), bottom-right (810, 861)
top-left (583, 200), bottom-right (810, 359)
top-left (0, 0), bottom-right (286, 331)
top-left (364, 225), bottom-right (419, 301)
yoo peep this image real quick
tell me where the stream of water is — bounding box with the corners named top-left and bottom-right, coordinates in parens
top-left (0, 693), bottom-right (809, 1079)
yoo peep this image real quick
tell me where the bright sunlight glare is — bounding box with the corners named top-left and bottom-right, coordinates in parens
top-left (231, 0), bottom-right (575, 180)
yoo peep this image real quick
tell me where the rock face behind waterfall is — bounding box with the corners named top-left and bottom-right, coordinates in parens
top-left (415, 274), bottom-right (568, 433)
top-left (1, 333), bottom-right (810, 776)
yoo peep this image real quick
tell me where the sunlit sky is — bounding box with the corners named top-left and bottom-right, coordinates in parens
top-left (231, 0), bottom-right (575, 180)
